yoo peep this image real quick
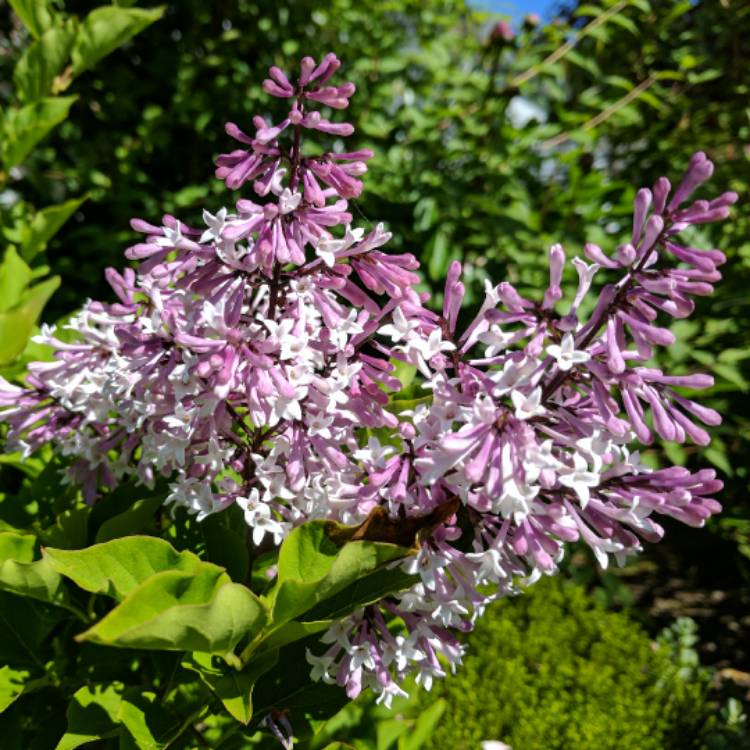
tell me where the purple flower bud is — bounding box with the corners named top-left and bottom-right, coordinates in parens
top-left (652, 176), bottom-right (671, 214)
top-left (668, 152), bottom-right (714, 212)
top-left (490, 20), bottom-right (515, 42)
top-left (631, 188), bottom-right (652, 246)
top-left (617, 243), bottom-right (637, 267)
top-left (638, 214), bottom-right (664, 254)
top-left (584, 242), bottom-right (618, 268)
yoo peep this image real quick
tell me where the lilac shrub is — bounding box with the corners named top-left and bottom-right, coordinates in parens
top-left (0, 54), bottom-right (736, 708)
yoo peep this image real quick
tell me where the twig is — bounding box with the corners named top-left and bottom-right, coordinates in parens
top-left (510, 0), bottom-right (632, 88)
top-left (540, 74), bottom-right (657, 150)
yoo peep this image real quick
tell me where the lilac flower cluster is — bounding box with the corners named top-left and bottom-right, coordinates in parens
top-left (0, 55), bottom-right (735, 707)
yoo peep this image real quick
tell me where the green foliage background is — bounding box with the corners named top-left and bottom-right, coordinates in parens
top-left (420, 578), bottom-right (727, 750)
top-left (0, 0), bottom-right (749, 747)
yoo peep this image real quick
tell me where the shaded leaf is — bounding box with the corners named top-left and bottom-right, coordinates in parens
top-left (94, 495), bottom-right (164, 543)
top-left (183, 648), bottom-right (279, 724)
top-left (251, 636), bottom-right (349, 728)
top-left (302, 566), bottom-right (418, 622)
top-left (0, 591), bottom-right (60, 668)
top-left (39, 506), bottom-right (90, 550)
top-left (201, 509), bottom-right (250, 583)
top-left (55, 683), bottom-right (122, 750)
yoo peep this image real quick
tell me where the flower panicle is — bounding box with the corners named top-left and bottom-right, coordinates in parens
top-left (0, 55), bottom-right (735, 713)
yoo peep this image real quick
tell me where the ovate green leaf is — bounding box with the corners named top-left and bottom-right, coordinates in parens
top-left (77, 571), bottom-right (267, 653)
top-left (13, 21), bottom-right (77, 102)
top-left (71, 6), bottom-right (165, 75)
top-left (0, 276), bottom-right (60, 365)
top-left (0, 248), bottom-right (33, 312)
top-left (183, 648), bottom-right (279, 724)
top-left (0, 531), bottom-right (36, 563)
top-left (0, 531), bottom-right (68, 608)
top-left (44, 535), bottom-right (205, 600)
top-left (0, 665), bottom-right (31, 713)
top-left (1, 97), bottom-right (77, 169)
top-left (267, 521), bottom-right (409, 626)
top-left (0, 555), bottom-right (68, 607)
top-left (21, 194), bottom-right (89, 262)
top-left (8, 0), bottom-right (55, 39)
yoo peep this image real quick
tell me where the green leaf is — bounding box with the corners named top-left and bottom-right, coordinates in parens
top-left (398, 699), bottom-right (446, 750)
top-left (55, 683), bottom-right (122, 750)
top-left (21, 195), bottom-right (89, 262)
top-left (94, 495), bottom-right (164, 543)
top-left (386, 395), bottom-right (433, 415)
top-left (0, 248), bottom-right (33, 312)
top-left (251, 637), bottom-right (348, 727)
top-left (87, 481), bottom-right (164, 542)
top-left (8, 0), bottom-right (55, 39)
top-left (427, 229), bottom-right (451, 281)
top-left (0, 531), bottom-right (36, 564)
top-left (13, 21), bottom-right (77, 102)
top-left (257, 619), bottom-right (332, 652)
top-left (377, 718), bottom-right (408, 750)
top-left (390, 357), bottom-right (417, 391)
top-left (607, 13), bottom-right (639, 36)
top-left (38, 506), bottom-right (90, 550)
top-left (1, 97), bottom-right (77, 169)
top-left (77, 571), bottom-right (267, 653)
top-left (0, 591), bottom-right (61, 668)
top-left (267, 521), bottom-right (409, 626)
top-left (44, 535), bottom-right (205, 600)
top-left (302, 565), bottom-right (418, 622)
top-left (115, 691), bottom-right (170, 750)
top-left (0, 665), bottom-right (31, 713)
top-left (71, 6), bottom-right (166, 75)
top-left (0, 535), bottom-right (69, 608)
top-left (183, 648), bottom-right (279, 724)
top-left (56, 684), bottom-right (181, 750)
top-left (201, 509), bottom-right (250, 583)
top-left (0, 276), bottom-right (60, 365)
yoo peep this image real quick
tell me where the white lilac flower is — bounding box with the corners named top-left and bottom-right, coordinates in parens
top-left (546, 332), bottom-right (590, 371)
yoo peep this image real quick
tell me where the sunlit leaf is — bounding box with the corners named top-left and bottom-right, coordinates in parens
top-left (44, 535), bottom-right (205, 601)
top-left (76, 571), bottom-right (267, 653)
top-left (13, 21), bottom-right (77, 102)
top-left (1, 97), bottom-right (77, 169)
top-left (71, 6), bottom-right (165, 75)
top-left (8, 0), bottom-right (55, 39)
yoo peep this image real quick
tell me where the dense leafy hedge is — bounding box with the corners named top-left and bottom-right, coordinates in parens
top-left (421, 577), bottom-right (714, 750)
